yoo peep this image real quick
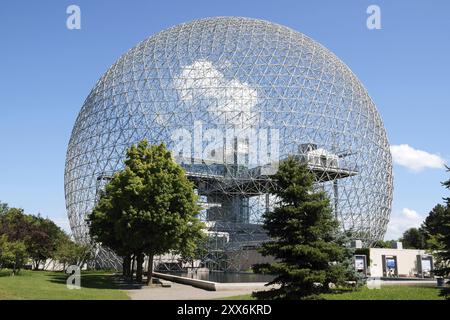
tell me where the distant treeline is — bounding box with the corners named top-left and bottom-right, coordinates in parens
top-left (0, 202), bottom-right (90, 275)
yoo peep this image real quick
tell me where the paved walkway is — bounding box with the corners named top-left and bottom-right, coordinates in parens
top-left (123, 278), bottom-right (440, 300)
top-left (380, 280), bottom-right (436, 286)
top-left (127, 282), bottom-right (265, 300)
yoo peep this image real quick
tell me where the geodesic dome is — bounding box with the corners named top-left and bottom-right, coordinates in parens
top-left (65, 17), bottom-right (392, 270)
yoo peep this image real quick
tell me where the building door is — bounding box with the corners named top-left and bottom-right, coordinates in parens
top-left (382, 255), bottom-right (398, 277)
top-left (354, 255), bottom-right (367, 276)
top-left (417, 255), bottom-right (433, 278)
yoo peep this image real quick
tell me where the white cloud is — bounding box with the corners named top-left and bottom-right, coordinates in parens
top-left (402, 208), bottom-right (420, 220)
top-left (174, 59), bottom-right (258, 126)
top-left (390, 144), bottom-right (445, 172)
top-left (385, 208), bottom-right (424, 240)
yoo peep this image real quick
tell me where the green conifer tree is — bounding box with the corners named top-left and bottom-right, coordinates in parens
top-left (253, 156), bottom-right (356, 300)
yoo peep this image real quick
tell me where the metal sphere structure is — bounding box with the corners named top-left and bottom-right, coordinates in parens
top-left (65, 17), bottom-right (392, 270)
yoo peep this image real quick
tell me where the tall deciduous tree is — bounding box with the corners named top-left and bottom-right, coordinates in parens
top-left (89, 141), bottom-right (205, 284)
top-left (0, 208), bottom-right (32, 242)
top-left (0, 208), bottom-right (67, 270)
top-left (54, 236), bottom-right (91, 271)
top-left (400, 228), bottom-right (427, 249)
top-left (0, 235), bottom-right (27, 275)
top-left (180, 236), bottom-right (209, 269)
top-left (253, 156), bottom-right (356, 300)
top-left (26, 215), bottom-right (66, 270)
top-left (422, 204), bottom-right (448, 250)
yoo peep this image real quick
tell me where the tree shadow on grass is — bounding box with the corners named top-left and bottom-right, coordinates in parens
top-left (46, 272), bottom-right (140, 290)
top-left (0, 269), bottom-right (27, 277)
top-left (0, 270), bottom-right (11, 277)
top-left (440, 287), bottom-right (450, 300)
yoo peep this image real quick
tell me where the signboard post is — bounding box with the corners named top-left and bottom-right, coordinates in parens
top-left (354, 255), bottom-right (367, 276)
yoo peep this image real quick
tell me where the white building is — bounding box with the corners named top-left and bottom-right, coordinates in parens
top-left (360, 247), bottom-right (434, 278)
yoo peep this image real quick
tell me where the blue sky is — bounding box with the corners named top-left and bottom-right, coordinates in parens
top-left (0, 0), bottom-right (449, 239)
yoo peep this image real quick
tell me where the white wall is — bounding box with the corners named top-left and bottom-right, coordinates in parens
top-left (369, 248), bottom-right (431, 278)
top-left (33, 259), bottom-right (87, 271)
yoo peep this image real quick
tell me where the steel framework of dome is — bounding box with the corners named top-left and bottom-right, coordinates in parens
top-left (65, 17), bottom-right (393, 271)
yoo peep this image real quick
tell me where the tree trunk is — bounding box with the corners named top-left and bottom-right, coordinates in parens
top-left (123, 255), bottom-right (131, 277)
top-left (136, 253), bottom-right (144, 283)
top-left (130, 255), bottom-right (135, 280)
top-left (146, 254), bottom-right (154, 286)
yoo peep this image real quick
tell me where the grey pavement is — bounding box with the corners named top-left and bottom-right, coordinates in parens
top-left (120, 276), bottom-right (440, 300)
top-left (126, 282), bottom-right (265, 300)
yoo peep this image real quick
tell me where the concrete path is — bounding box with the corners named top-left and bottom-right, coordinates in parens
top-left (124, 279), bottom-right (442, 300)
top-left (380, 280), bottom-right (437, 286)
top-left (127, 282), bottom-right (265, 300)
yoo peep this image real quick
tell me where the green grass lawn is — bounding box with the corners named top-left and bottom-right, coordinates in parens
top-left (220, 294), bottom-right (256, 300)
top-left (0, 269), bottom-right (129, 300)
top-left (322, 285), bottom-right (444, 300)
top-left (1, 270), bottom-right (445, 301)
top-left (220, 285), bottom-right (446, 300)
